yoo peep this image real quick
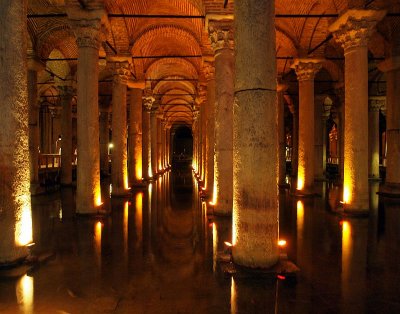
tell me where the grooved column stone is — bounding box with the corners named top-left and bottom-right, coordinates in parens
top-left (292, 59), bottom-right (322, 194)
top-left (27, 53), bottom-right (44, 194)
top-left (0, 0), bottom-right (32, 263)
top-left (142, 93), bottom-right (154, 180)
top-left (128, 85), bottom-right (144, 186)
top-left (368, 97), bottom-right (384, 179)
top-left (58, 84), bottom-right (74, 186)
top-left (68, 7), bottom-right (108, 213)
top-left (110, 58), bottom-right (131, 196)
top-left (379, 57), bottom-right (400, 194)
top-left (207, 17), bottom-right (234, 215)
top-left (204, 59), bottom-right (215, 196)
top-left (233, 0), bottom-right (278, 268)
top-left (330, 9), bottom-right (385, 212)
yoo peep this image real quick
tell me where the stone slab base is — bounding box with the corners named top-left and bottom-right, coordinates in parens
top-left (331, 204), bottom-right (369, 218)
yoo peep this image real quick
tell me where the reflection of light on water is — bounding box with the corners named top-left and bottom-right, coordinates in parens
top-left (342, 220), bottom-right (352, 282)
top-left (124, 201), bottom-right (129, 255)
top-left (16, 274), bottom-right (34, 313)
top-left (212, 222), bottom-right (217, 272)
top-left (297, 201), bottom-right (304, 233)
top-left (58, 208), bottom-right (63, 221)
top-left (135, 193), bottom-right (143, 247)
top-left (94, 221), bottom-right (102, 267)
top-left (15, 195), bottom-right (33, 246)
top-left (230, 277), bottom-right (237, 314)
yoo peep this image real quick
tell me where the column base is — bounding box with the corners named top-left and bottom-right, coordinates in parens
top-left (278, 183), bottom-right (290, 190)
top-left (208, 205), bottom-right (232, 217)
top-left (331, 203), bottom-right (369, 218)
top-left (111, 189), bottom-right (131, 198)
top-left (368, 176), bottom-right (381, 182)
top-left (30, 182), bottom-right (46, 196)
top-left (314, 176), bottom-right (327, 182)
top-left (378, 182), bottom-right (400, 198)
top-left (131, 181), bottom-right (147, 189)
top-left (294, 188), bottom-right (317, 197)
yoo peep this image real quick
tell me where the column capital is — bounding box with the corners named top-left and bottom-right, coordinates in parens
top-left (143, 89), bottom-right (155, 111)
top-left (202, 57), bottom-right (215, 81)
top-left (108, 56), bottom-right (132, 85)
top-left (323, 98), bottom-right (333, 118)
top-left (378, 56), bottom-right (400, 73)
top-left (57, 76), bottom-right (76, 97)
top-left (369, 96), bottom-right (385, 111)
top-left (329, 9), bottom-right (386, 52)
top-left (193, 110), bottom-right (200, 121)
top-left (206, 16), bottom-right (234, 52)
top-left (67, 7), bottom-right (109, 49)
top-left (291, 58), bottom-right (323, 81)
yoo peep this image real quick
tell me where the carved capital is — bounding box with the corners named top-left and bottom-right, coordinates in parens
top-left (208, 19), bottom-right (234, 52)
top-left (143, 89), bottom-right (155, 111)
top-left (329, 10), bottom-right (386, 52)
top-left (291, 59), bottom-right (323, 81)
top-left (110, 61), bottom-right (131, 85)
top-left (203, 59), bottom-right (215, 81)
top-left (193, 110), bottom-right (200, 121)
top-left (369, 97), bottom-right (385, 111)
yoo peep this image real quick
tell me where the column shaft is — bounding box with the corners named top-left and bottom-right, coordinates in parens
top-left (150, 110), bottom-right (157, 177)
top-left (205, 73), bottom-right (215, 195)
top-left (368, 100), bottom-right (381, 179)
top-left (233, 0), bottom-right (278, 268)
top-left (59, 88), bottom-right (73, 185)
top-left (99, 111), bottom-right (109, 176)
top-left (277, 86), bottom-right (286, 186)
top-left (142, 108), bottom-right (152, 180)
top-left (129, 88), bottom-right (143, 186)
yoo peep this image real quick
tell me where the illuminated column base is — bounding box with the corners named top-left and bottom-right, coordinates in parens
top-left (110, 57), bottom-right (131, 197)
top-left (232, 0), bottom-right (278, 268)
top-left (330, 9), bottom-right (385, 212)
top-left (368, 97), bottom-right (383, 180)
top-left (0, 0), bottom-right (32, 263)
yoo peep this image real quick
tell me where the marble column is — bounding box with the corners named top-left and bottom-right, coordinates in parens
top-left (277, 82), bottom-right (288, 186)
top-left (288, 101), bottom-right (299, 177)
top-left (99, 110), bottom-right (110, 176)
top-left (292, 59), bottom-right (322, 194)
top-left (232, 0), bottom-right (278, 268)
top-left (207, 17), bottom-right (234, 215)
top-left (68, 6), bottom-right (108, 213)
top-left (314, 95), bottom-right (327, 180)
top-left (58, 83), bottom-right (74, 186)
top-left (128, 81), bottom-right (145, 187)
top-left (156, 113), bottom-right (163, 173)
top-left (0, 0), bottom-right (32, 263)
top-left (203, 58), bottom-right (215, 196)
top-left (322, 99), bottom-right (332, 175)
top-left (368, 97), bottom-right (384, 180)
top-left (161, 120), bottom-right (166, 170)
top-left (27, 53), bottom-right (44, 194)
top-left (110, 57), bottom-right (131, 196)
top-left (150, 107), bottom-right (158, 177)
top-left (142, 92), bottom-right (154, 180)
top-left (329, 9), bottom-right (385, 213)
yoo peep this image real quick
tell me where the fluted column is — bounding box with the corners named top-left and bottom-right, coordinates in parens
top-left (379, 57), bottom-right (400, 194)
top-left (142, 92), bottom-right (154, 180)
top-left (292, 59), bottom-right (322, 194)
top-left (203, 58), bottom-right (215, 196)
top-left (277, 82), bottom-right (288, 186)
top-left (27, 52), bottom-right (44, 194)
top-left (232, 0), bottom-right (278, 268)
top-left (0, 0), bottom-right (32, 263)
top-left (110, 57), bottom-right (131, 196)
top-left (99, 110), bottom-right (109, 176)
top-left (330, 9), bottom-right (385, 213)
top-left (207, 17), bottom-right (234, 215)
top-left (369, 97), bottom-right (384, 180)
top-left (58, 83), bottom-right (75, 186)
top-left (68, 5), bottom-right (108, 213)
top-left (128, 81), bottom-right (145, 187)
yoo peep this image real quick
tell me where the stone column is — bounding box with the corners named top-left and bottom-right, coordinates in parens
top-left (232, 0), bottom-right (278, 268)
top-left (110, 57), bottom-right (131, 196)
top-left (288, 101), bottom-right (299, 177)
top-left (68, 6), bottom-right (108, 213)
top-left (99, 110), bottom-right (109, 176)
top-left (0, 0), bottom-right (32, 263)
top-left (292, 59), bottom-right (322, 195)
top-left (203, 58), bottom-right (215, 196)
top-left (277, 82), bottom-right (288, 186)
top-left (207, 17), bottom-right (234, 215)
top-left (150, 107), bottom-right (158, 177)
top-left (379, 57), bottom-right (400, 194)
top-left (329, 10), bottom-right (385, 213)
top-left (142, 92), bottom-right (154, 180)
top-left (368, 97), bottom-right (384, 180)
top-left (27, 52), bottom-right (44, 194)
top-left (322, 99), bottom-right (332, 175)
top-left (128, 81), bottom-right (145, 187)
top-left (58, 83), bottom-right (74, 186)
top-left (314, 95), bottom-right (327, 180)
top-left (156, 113), bottom-right (163, 173)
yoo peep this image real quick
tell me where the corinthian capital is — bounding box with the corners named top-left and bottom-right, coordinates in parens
top-left (203, 58), bottom-right (215, 81)
top-left (207, 16), bottom-right (234, 52)
top-left (291, 59), bottom-right (323, 81)
top-left (143, 89), bottom-right (155, 111)
top-left (329, 9), bottom-right (386, 52)
top-left (108, 55), bottom-right (132, 85)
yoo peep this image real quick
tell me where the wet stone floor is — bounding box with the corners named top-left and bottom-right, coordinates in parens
top-left (1, 169), bottom-right (400, 313)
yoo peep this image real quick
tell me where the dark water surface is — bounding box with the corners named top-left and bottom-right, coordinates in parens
top-left (1, 170), bottom-right (400, 313)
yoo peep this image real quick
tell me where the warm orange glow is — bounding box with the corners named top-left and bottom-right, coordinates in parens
top-left (297, 200), bottom-right (304, 240)
top-left (343, 184), bottom-right (351, 204)
top-left (135, 164), bottom-right (142, 182)
top-left (342, 220), bottom-right (352, 282)
top-left (16, 274), bottom-right (33, 312)
top-left (124, 201), bottom-right (129, 255)
top-left (95, 185), bottom-right (102, 207)
top-left (278, 239), bottom-right (287, 247)
top-left (212, 222), bottom-right (217, 272)
top-left (135, 193), bottom-right (143, 248)
top-left (124, 172), bottom-right (130, 191)
top-left (297, 174), bottom-right (304, 190)
top-left (15, 194), bottom-right (33, 246)
top-left (230, 277), bottom-right (237, 314)
top-left (94, 221), bottom-right (102, 266)
top-left (209, 184), bottom-right (218, 206)
top-left (224, 241), bottom-right (233, 247)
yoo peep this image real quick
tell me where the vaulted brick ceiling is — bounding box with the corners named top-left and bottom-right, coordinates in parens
top-left (27, 0), bottom-right (399, 125)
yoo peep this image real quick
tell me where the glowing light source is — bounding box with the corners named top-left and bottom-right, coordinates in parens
top-left (343, 184), bottom-right (351, 204)
top-left (108, 143), bottom-right (114, 149)
top-left (278, 239), bottom-right (287, 247)
top-left (94, 221), bottom-right (102, 266)
top-left (15, 195), bottom-right (33, 246)
top-left (297, 176), bottom-right (304, 190)
top-left (224, 241), bottom-right (233, 247)
top-left (16, 274), bottom-right (33, 312)
top-left (209, 184), bottom-right (218, 206)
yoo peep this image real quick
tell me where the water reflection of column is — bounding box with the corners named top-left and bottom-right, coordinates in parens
top-left (212, 217), bottom-right (231, 273)
top-left (230, 277), bottom-right (276, 314)
top-left (341, 219), bottom-right (367, 313)
top-left (16, 274), bottom-right (34, 314)
top-left (367, 182), bottom-right (380, 269)
top-left (94, 220), bottom-right (103, 269)
top-left (142, 183), bottom-right (151, 257)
